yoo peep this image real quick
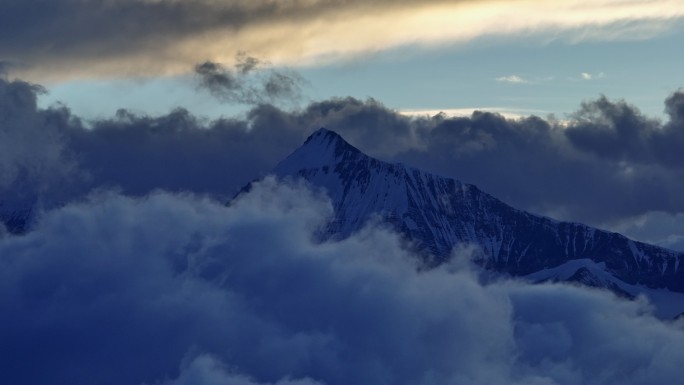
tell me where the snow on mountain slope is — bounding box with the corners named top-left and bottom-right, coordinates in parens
top-left (271, 128), bottom-right (684, 295)
top-left (524, 259), bottom-right (684, 319)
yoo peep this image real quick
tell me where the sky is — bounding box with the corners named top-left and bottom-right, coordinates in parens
top-left (20, 1), bottom-right (684, 121)
top-left (2, 1), bottom-right (684, 384)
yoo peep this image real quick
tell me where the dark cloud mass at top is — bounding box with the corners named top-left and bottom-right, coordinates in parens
top-left (0, 0), bottom-right (460, 77)
top-left (0, 0), bottom-right (247, 60)
top-left (0, 0), bottom-right (438, 50)
top-left (3, 0), bottom-right (681, 79)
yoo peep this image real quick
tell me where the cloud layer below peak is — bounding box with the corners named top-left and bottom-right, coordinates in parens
top-left (2, 179), bottom-right (684, 385)
top-left (3, 75), bottom-right (684, 384)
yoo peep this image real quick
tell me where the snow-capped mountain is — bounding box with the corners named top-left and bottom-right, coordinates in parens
top-left (270, 128), bottom-right (684, 299)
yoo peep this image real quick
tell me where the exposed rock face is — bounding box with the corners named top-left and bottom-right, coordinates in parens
top-left (272, 128), bottom-right (684, 292)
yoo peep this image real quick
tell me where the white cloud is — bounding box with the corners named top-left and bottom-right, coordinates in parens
top-left (161, 355), bottom-right (324, 385)
top-left (496, 75), bottom-right (528, 84)
top-left (581, 72), bottom-right (606, 80)
top-left (399, 107), bottom-right (547, 120)
top-left (2, 179), bottom-right (684, 385)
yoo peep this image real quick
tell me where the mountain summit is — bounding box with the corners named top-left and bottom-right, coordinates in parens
top-left (271, 128), bottom-right (684, 302)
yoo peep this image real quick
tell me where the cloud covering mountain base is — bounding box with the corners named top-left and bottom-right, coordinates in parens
top-left (2, 178), bottom-right (683, 385)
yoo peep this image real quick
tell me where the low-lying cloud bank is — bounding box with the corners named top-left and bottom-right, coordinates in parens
top-left (1, 179), bottom-right (683, 385)
top-left (2, 77), bottom-right (683, 239)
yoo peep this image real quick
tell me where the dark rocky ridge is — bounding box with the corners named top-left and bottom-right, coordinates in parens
top-left (272, 128), bottom-right (684, 292)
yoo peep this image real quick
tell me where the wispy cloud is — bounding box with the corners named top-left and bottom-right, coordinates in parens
top-left (581, 72), bottom-right (606, 80)
top-left (2, 0), bottom-right (684, 80)
top-left (496, 75), bottom-right (528, 84)
top-left (194, 54), bottom-right (304, 105)
top-left (399, 107), bottom-right (546, 119)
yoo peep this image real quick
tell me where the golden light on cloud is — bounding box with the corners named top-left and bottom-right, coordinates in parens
top-left (399, 106), bottom-right (548, 120)
top-left (12, 0), bottom-right (684, 81)
top-left (212, 0), bottom-right (684, 64)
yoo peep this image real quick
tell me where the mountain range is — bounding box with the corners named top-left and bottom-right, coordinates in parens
top-left (3, 127), bottom-right (683, 318)
top-left (268, 128), bottom-right (684, 317)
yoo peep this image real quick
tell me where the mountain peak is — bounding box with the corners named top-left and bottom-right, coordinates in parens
top-left (304, 127), bottom-right (340, 143)
top-left (275, 128), bottom-right (364, 174)
top-left (303, 128), bottom-right (361, 155)
top-left (270, 128), bottom-right (684, 298)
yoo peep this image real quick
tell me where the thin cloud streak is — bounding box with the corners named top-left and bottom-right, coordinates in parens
top-left (3, 0), bottom-right (684, 80)
top-left (399, 107), bottom-right (547, 120)
top-left (581, 72), bottom-right (606, 80)
top-left (496, 75), bottom-right (528, 84)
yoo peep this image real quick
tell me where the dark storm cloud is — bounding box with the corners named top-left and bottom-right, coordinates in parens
top-left (564, 94), bottom-right (684, 168)
top-left (0, 0), bottom-right (248, 64)
top-left (2, 75), bottom-right (684, 232)
top-left (236, 53), bottom-right (262, 75)
top-left (0, 77), bottom-right (303, 203)
top-left (8, 0), bottom-right (677, 80)
top-left (0, 0), bottom-right (474, 78)
top-left (0, 79), bottom-right (80, 207)
top-left (2, 180), bottom-right (684, 385)
top-left (276, 93), bottom-right (684, 226)
top-left (397, 110), bottom-right (659, 223)
top-left (3, 76), bottom-right (684, 384)
top-left (76, 107), bottom-right (306, 196)
top-left (386, 96), bottom-right (684, 226)
top-left (0, 0), bottom-right (446, 52)
top-left (0, 76), bottom-right (418, 222)
top-left (0, 76), bottom-right (306, 233)
top-left (0, 61), bottom-right (15, 76)
top-left (195, 61), bottom-right (242, 97)
top-left (194, 57), bottom-right (303, 105)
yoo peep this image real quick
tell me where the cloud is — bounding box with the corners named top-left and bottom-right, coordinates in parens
top-left (2, 179), bottom-right (684, 385)
top-left (496, 75), bottom-right (527, 84)
top-left (400, 107), bottom-right (546, 120)
top-left (3, 0), bottom-right (684, 80)
top-left (194, 54), bottom-right (304, 105)
top-left (381, 97), bottom-right (684, 228)
top-left (160, 355), bottom-right (324, 385)
top-left (580, 72), bottom-right (605, 80)
top-left (564, 94), bottom-right (684, 168)
top-left (660, 234), bottom-right (684, 251)
top-left (2, 75), bottom-right (684, 237)
top-left (607, 212), bottom-right (684, 252)
top-left (0, 60), bottom-right (18, 77)
top-left (0, 78), bottom-right (81, 218)
top-left (0, 77), bottom-right (308, 228)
